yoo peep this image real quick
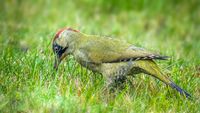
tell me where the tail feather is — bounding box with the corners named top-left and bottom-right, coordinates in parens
top-left (135, 60), bottom-right (191, 98)
top-left (169, 82), bottom-right (191, 98)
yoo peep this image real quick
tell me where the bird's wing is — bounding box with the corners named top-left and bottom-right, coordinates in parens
top-left (76, 35), bottom-right (168, 64)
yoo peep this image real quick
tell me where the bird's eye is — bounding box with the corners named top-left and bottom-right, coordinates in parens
top-left (54, 47), bottom-right (59, 51)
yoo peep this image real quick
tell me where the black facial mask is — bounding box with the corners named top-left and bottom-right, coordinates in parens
top-left (53, 43), bottom-right (67, 58)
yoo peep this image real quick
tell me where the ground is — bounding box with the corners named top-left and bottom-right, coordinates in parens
top-left (0, 0), bottom-right (200, 112)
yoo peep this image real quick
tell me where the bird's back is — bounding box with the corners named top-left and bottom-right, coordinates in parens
top-left (75, 34), bottom-right (168, 64)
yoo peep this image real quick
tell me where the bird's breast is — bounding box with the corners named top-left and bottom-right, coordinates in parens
top-left (76, 59), bottom-right (101, 72)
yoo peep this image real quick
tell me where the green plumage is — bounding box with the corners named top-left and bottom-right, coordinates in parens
top-left (73, 34), bottom-right (165, 64)
top-left (99, 60), bottom-right (171, 86)
top-left (53, 29), bottom-right (191, 98)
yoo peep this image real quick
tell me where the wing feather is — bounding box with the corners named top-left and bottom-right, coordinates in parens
top-left (76, 35), bottom-right (168, 64)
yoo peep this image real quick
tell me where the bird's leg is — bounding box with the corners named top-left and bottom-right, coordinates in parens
top-left (105, 74), bottom-right (127, 93)
top-left (105, 61), bottom-right (133, 92)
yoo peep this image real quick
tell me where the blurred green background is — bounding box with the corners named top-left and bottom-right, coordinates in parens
top-left (0, 0), bottom-right (200, 112)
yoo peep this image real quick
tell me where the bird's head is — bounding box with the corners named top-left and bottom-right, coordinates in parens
top-left (52, 27), bottom-right (79, 70)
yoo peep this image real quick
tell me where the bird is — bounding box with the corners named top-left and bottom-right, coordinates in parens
top-left (52, 27), bottom-right (191, 98)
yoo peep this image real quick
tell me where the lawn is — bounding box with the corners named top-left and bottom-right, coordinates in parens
top-left (0, 0), bottom-right (200, 112)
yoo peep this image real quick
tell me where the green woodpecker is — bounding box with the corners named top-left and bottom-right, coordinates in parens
top-left (52, 27), bottom-right (191, 98)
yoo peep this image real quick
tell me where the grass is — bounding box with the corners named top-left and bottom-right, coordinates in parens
top-left (0, 0), bottom-right (200, 112)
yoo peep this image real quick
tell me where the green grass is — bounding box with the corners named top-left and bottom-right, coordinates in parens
top-left (0, 0), bottom-right (200, 112)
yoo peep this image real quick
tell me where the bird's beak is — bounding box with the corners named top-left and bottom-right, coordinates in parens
top-left (53, 53), bottom-right (67, 70)
top-left (53, 55), bottom-right (60, 70)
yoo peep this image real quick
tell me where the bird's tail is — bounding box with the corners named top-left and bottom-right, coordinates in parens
top-left (134, 60), bottom-right (191, 98)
